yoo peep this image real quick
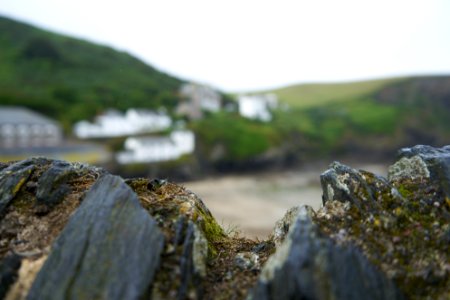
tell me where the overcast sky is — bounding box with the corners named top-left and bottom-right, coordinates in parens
top-left (1, 0), bottom-right (450, 92)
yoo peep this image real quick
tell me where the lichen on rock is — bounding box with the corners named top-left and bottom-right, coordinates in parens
top-left (314, 145), bottom-right (450, 300)
top-left (251, 205), bottom-right (404, 300)
top-left (388, 155), bottom-right (431, 182)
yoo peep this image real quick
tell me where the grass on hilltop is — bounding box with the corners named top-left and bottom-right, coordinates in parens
top-left (266, 77), bottom-right (407, 108)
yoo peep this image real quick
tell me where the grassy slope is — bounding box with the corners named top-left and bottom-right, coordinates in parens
top-left (0, 16), bottom-right (183, 129)
top-left (267, 77), bottom-right (407, 108)
top-left (260, 75), bottom-right (450, 157)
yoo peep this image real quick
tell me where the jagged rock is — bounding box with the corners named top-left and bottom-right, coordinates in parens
top-left (320, 161), bottom-right (403, 214)
top-left (150, 216), bottom-right (208, 299)
top-left (0, 158), bottom-right (104, 217)
top-left (176, 221), bottom-right (207, 299)
top-left (27, 174), bottom-right (165, 300)
top-left (125, 179), bottom-right (224, 299)
top-left (35, 161), bottom-right (77, 208)
top-left (315, 146), bottom-right (450, 299)
top-left (0, 158), bottom-right (103, 277)
top-left (250, 206), bottom-right (404, 300)
top-left (388, 155), bottom-right (430, 182)
top-left (0, 158), bottom-right (262, 300)
top-left (0, 161), bottom-right (34, 215)
top-left (270, 206), bottom-right (301, 247)
top-left (389, 145), bottom-right (450, 197)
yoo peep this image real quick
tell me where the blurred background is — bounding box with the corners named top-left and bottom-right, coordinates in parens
top-left (1, 0), bottom-right (449, 238)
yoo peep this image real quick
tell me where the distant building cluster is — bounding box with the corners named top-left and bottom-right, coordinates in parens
top-left (0, 82), bottom-right (280, 166)
top-left (237, 94), bottom-right (278, 122)
top-left (116, 130), bottom-right (195, 164)
top-left (74, 108), bottom-right (172, 138)
top-left (0, 106), bottom-right (62, 149)
top-left (175, 83), bottom-right (279, 122)
top-left (176, 83), bottom-right (222, 120)
top-left (73, 106), bottom-right (196, 165)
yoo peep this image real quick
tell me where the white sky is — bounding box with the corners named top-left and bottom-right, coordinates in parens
top-left (1, 0), bottom-right (450, 92)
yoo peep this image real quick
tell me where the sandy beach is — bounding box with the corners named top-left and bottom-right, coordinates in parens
top-left (183, 163), bottom-right (388, 239)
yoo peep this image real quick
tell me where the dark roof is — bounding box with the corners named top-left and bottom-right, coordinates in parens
top-left (0, 106), bottom-right (59, 126)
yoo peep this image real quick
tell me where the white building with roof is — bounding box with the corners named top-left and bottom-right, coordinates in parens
top-left (74, 108), bottom-right (172, 138)
top-left (116, 130), bottom-right (195, 164)
top-left (177, 83), bottom-right (222, 119)
top-left (237, 94), bottom-right (278, 122)
top-left (0, 106), bottom-right (62, 148)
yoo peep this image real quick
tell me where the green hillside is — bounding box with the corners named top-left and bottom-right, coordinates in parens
top-left (192, 75), bottom-right (450, 168)
top-left (266, 77), bottom-right (406, 108)
top-left (0, 16), bottom-right (183, 129)
top-left (1, 16), bottom-right (449, 168)
top-left (274, 76), bottom-right (450, 153)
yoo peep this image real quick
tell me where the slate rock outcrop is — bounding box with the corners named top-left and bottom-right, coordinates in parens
top-left (251, 206), bottom-right (404, 300)
top-left (0, 161), bottom-right (34, 215)
top-left (35, 160), bottom-right (78, 208)
top-left (315, 145), bottom-right (450, 300)
top-left (0, 145), bottom-right (449, 300)
top-left (390, 144), bottom-right (450, 198)
top-left (27, 174), bottom-right (165, 300)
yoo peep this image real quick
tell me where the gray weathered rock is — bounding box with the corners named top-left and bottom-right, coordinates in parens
top-left (0, 161), bottom-right (34, 215)
top-left (234, 252), bottom-right (260, 271)
top-left (271, 206), bottom-right (301, 247)
top-left (390, 145), bottom-right (450, 197)
top-left (177, 221), bottom-right (207, 299)
top-left (320, 161), bottom-right (402, 214)
top-left (35, 160), bottom-right (77, 207)
top-left (388, 156), bottom-right (430, 182)
top-left (250, 206), bottom-right (404, 300)
top-left (27, 174), bottom-right (165, 300)
top-left (316, 145), bottom-right (450, 299)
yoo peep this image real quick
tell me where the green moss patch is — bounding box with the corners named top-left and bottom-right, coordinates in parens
top-left (314, 175), bottom-right (450, 299)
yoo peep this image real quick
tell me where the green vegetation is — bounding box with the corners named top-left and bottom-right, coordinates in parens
top-left (192, 99), bottom-right (399, 162)
top-left (191, 112), bottom-right (280, 161)
top-left (266, 77), bottom-right (406, 108)
top-left (269, 98), bottom-right (401, 154)
top-left (345, 100), bottom-right (399, 134)
top-left (0, 16), bottom-right (183, 130)
top-left (271, 76), bottom-right (450, 155)
top-left (192, 75), bottom-right (450, 165)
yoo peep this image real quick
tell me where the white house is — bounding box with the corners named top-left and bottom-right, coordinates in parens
top-left (74, 108), bottom-right (172, 138)
top-left (237, 94), bottom-right (278, 122)
top-left (177, 83), bottom-right (222, 119)
top-left (0, 106), bottom-right (62, 148)
top-left (116, 130), bottom-right (195, 164)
